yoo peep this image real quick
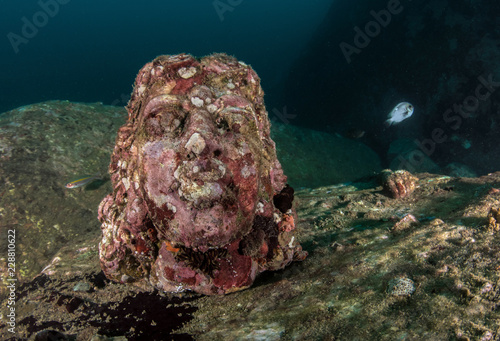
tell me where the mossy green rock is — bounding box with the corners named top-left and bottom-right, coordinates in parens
top-left (272, 121), bottom-right (381, 188)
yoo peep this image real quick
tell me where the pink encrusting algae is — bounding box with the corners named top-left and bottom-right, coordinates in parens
top-left (98, 53), bottom-right (307, 295)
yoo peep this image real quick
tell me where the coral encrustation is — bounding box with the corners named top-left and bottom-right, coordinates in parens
top-left (98, 53), bottom-right (307, 295)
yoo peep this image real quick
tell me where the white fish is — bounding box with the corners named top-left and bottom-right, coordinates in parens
top-left (384, 102), bottom-right (414, 127)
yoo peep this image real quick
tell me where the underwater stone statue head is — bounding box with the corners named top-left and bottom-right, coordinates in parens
top-left (98, 53), bottom-right (307, 295)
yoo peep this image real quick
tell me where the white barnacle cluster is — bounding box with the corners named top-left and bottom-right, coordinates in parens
top-left (99, 219), bottom-right (122, 258)
top-left (166, 202), bottom-right (177, 213)
top-left (185, 132), bottom-right (206, 156)
top-left (121, 177), bottom-right (131, 191)
top-left (190, 97), bottom-right (204, 107)
top-left (173, 159), bottom-right (225, 203)
top-left (387, 277), bottom-right (416, 296)
top-left (207, 103), bottom-right (217, 113)
top-left (177, 179), bottom-right (223, 203)
top-left (178, 66), bottom-right (197, 79)
top-left (117, 160), bottom-right (128, 170)
top-left (241, 164), bottom-right (256, 179)
top-left (137, 84), bottom-right (147, 97)
top-left (189, 85), bottom-right (214, 110)
top-left (151, 65), bottom-right (164, 77)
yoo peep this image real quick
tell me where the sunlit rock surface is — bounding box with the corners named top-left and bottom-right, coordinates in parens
top-left (4, 161), bottom-right (500, 339)
top-left (1, 108), bottom-right (500, 338)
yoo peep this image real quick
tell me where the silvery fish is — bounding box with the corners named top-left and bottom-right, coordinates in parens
top-left (65, 174), bottom-right (102, 189)
top-left (384, 102), bottom-right (414, 127)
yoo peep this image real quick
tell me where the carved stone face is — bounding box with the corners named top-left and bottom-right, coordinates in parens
top-left (98, 53), bottom-right (306, 295)
top-left (140, 91), bottom-right (267, 250)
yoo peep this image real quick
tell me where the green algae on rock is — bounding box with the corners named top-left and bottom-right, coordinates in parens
top-left (0, 101), bottom-right (127, 285)
top-left (4, 169), bottom-right (500, 339)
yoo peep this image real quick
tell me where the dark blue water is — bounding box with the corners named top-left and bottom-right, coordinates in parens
top-left (282, 0), bottom-right (500, 175)
top-left (0, 0), bottom-right (331, 112)
top-left (2, 0), bottom-right (500, 176)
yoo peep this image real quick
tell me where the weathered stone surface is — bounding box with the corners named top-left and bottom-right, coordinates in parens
top-left (4, 153), bottom-right (500, 340)
top-left (379, 169), bottom-right (419, 199)
top-left (98, 54), bottom-right (307, 295)
top-left (0, 101), bottom-right (126, 284)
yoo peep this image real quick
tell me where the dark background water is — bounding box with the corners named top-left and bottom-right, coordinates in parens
top-left (0, 0), bottom-right (330, 112)
top-left (282, 0), bottom-right (500, 175)
top-left (2, 0), bottom-right (500, 175)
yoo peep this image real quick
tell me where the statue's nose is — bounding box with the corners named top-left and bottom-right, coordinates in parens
top-left (184, 132), bottom-right (206, 157)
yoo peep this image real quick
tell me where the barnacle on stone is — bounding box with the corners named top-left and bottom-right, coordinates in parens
top-left (387, 276), bottom-right (416, 296)
top-left (379, 169), bottom-right (418, 199)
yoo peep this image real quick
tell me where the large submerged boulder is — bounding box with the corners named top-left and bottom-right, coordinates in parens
top-left (98, 53), bottom-right (307, 295)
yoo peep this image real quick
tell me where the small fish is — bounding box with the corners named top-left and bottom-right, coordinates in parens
top-left (384, 102), bottom-right (414, 127)
top-left (65, 174), bottom-right (102, 189)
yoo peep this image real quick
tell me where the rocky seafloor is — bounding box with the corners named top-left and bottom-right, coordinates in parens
top-left (2, 101), bottom-right (500, 340)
